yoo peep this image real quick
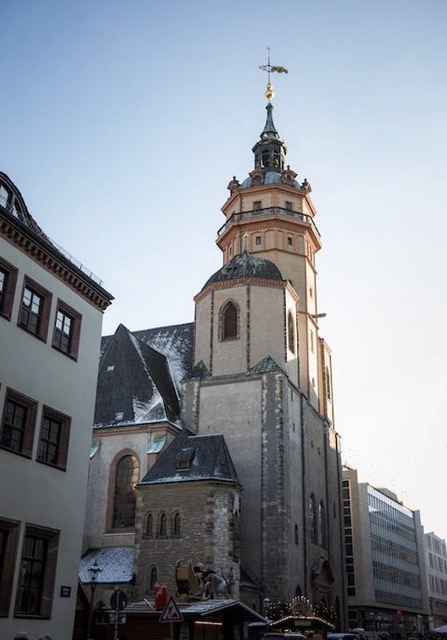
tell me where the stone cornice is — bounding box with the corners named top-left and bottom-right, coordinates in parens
top-left (194, 274), bottom-right (288, 304)
top-left (0, 210), bottom-right (113, 311)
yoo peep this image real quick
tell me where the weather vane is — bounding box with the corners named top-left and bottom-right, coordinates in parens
top-left (259, 47), bottom-right (288, 101)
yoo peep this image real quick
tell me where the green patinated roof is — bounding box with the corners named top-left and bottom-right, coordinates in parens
top-left (203, 249), bottom-right (284, 289)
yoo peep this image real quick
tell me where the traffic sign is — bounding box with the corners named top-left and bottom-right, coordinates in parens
top-left (110, 589), bottom-right (128, 611)
top-left (159, 596), bottom-right (183, 623)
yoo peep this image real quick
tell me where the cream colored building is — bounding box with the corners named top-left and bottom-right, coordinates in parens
top-left (0, 172), bottom-right (112, 639)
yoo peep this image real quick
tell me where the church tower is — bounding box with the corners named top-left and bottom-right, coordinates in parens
top-left (183, 58), bottom-right (345, 620)
top-left (215, 75), bottom-right (332, 420)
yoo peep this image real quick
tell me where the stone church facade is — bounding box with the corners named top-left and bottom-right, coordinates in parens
top-left (82, 88), bottom-right (347, 630)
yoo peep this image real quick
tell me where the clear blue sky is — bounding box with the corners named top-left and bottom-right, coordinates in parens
top-left (2, 0), bottom-right (447, 535)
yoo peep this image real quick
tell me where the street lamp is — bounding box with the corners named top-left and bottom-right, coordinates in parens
top-left (86, 559), bottom-right (102, 640)
top-left (263, 596), bottom-right (271, 618)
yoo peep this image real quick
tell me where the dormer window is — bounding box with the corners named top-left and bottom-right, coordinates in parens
top-left (176, 447), bottom-right (194, 469)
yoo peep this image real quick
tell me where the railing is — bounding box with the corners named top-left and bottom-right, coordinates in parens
top-left (0, 193), bottom-right (104, 286)
top-left (217, 206), bottom-right (320, 238)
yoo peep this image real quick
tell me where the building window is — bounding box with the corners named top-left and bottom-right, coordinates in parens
top-left (112, 455), bottom-right (138, 529)
top-left (288, 311), bottom-right (295, 353)
top-left (319, 501), bottom-right (327, 548)
top-left (294, 524), bottom-right (299, 545)
top-left (253, 200), bottom-right (262, 210)
top-left (287, 236), bottom-right (293, 247)
top-left (145, 513), bottom-right (154, 537)
top-left (221, 301), bottom-right (239, 340)
top-left (0, 257), bottom-right (18, 320)
top-left (159, 513), bottom-right (167, 537)
top-left (15, 525), bottom-right (59, 617)
top-left (255, 235), bottom-right (262, 245)
top-left (285, 201), bottom-right (293, 211)
top-left (52, 301), bottom-right (82, 358)
top-left (37, 407), bottom-right (71, 470)
top-left (325, 366), bottom-right (332, 400)
top-left (19, 278), bottom-right (52, 340)
top-left (0, 518), bottom-right (20, 615)
top-left (309, 494), bottom-right (318, 544)
top-left (172, 512), bottom-right (181, 537)
top-left (310, 330), bottom-right (315, 353)
top-left (0, 389), bottom-right (37, 457)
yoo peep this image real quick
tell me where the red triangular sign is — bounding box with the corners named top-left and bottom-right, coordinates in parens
top-left (159, 595), bottom-right (183, 622)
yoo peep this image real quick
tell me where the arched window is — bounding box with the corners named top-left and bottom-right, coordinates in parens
top-left (145, 513), bottom-right (153, 537)
top-left (309, 494), bottom-right (318, 543)
top-left (172, 512), bottom-right (181, 537)
top-left (294, 523), bottom-right (299, 545)
top-left (159, 513), bottom-right (167, 537)
top-left (288, 311), bottom-right (295, 353)
top-left (319, 501), bottom-right (327, 548)
top-left (150, 566), bottom-right (157, 590)
top-left (112, 455), bottom-right (138, 528)
top-left (221, 301), bottom-right (238, 340)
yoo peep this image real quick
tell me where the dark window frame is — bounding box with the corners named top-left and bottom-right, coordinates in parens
top-left (172, 512), bottom-right (181, 537)
top-left (0, 388), bottom-right (37, 458)
top-left (309, 494), bottom-right (318, 544)
top-left (18, 277), bottom-right (52, 341)
top-left (0, 518), bottom-right (20, 615)
top-left (14, 524), bottom-right (59, 618)
top-left (221, 300), bottom-right (239, 341)
top-left (288, 311), bottom-right (295, 353)
top-left (37, 406), bottom-right (71, 471)
top-left (52, 299), bottom-right (82, 359)
top-left (0, 257), bottom-right (18, 320)
top-left (112, 455), bottom-right (138, 530)
top-left (145, 513), bottom-right (154, 538)
top-left (159, 513), bottom-right (167, 537)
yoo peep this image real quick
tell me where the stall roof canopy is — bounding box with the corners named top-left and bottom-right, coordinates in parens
top-left (126, 598), bottom-right (266, 623)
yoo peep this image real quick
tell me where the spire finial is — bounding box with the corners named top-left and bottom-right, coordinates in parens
top-left (259, 47), bottom-right (288, 102)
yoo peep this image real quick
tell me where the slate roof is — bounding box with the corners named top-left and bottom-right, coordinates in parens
top-left (203, 249), bottom-right (284, 289)
top-left (94, 324), bottom-right (184, 427)
top-left (249, 355), bottom-right (281, 374)
top-left (139, 428), bottom-right (241, 486)
top-left (79, 547), bottom-right (134, 584)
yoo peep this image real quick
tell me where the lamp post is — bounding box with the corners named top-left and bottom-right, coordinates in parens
top-left (86, 559), bottom-right (102, 640)
top-left (263, 596), bottom-right (271, 619)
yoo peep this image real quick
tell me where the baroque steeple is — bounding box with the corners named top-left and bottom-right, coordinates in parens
top-left (252, 101), bottom-right (286, 173)
top-left (252, 47), bottom-right (289, 173)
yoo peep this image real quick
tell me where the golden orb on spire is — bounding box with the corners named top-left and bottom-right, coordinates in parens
top-left (259, 47), bottom-right (288, 103)
top-left (265, 82), bottom-right (275, 101)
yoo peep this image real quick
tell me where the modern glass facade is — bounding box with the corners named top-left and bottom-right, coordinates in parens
top-left (368, 485), bottom-right (423, 609)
